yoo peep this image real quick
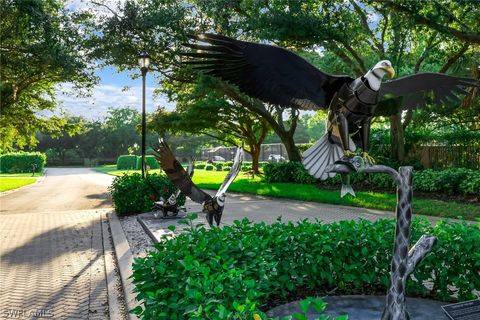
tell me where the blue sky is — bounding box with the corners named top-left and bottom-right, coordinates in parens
top-left (55, 0), bottom-right (175, 120)
top-left (56, 65), bottom-right (175, 120)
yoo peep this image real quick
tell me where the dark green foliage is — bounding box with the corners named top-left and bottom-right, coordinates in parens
top-left (224, 161), bottom-right (234, 167)
top-left (214, 163), bottom-right (223, 171)
top-left (136, 155), bottom-right (161, 170)
top-left (263, 161), bottom-right (316, 184)
top-left (116, 155), bottom-right (138, 170)
top-left (241, 164), bottom-right (253, 172)
top-left (414, 168), bottom-right (480, 195)
top-left (132, 218), bottom-right (479, 319)
top-left (264, 162), bottom-right (479, 195)
top-left (0, 152), bottom-right (46, 173)
top-left (109, 173), bottom-right (185, 216)
top-left (195, 163), bottom-right (206, 169)
top-left (258, 161), bottom-right (269, 168)
top-left (296, 143), bottom-right (314, 153)
top-left (222, 166), bottom-right (232, 171)
top-left (205, 164), bottom-right (214, 171)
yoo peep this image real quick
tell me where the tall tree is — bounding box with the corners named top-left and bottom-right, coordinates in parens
top-left (92, 0), bottom-right (478, 162)
top-left (149, 76), bottom-right (270, 173)
top-left (91, 0), bottom-right (304, 160)
top-left (213, 0), bottom-right (478, 161)
top-left (0, 0), bottom-right (97, 152)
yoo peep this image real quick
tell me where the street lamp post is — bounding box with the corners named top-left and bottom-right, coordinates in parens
top-left (138, 51), bottom-right (150, 179)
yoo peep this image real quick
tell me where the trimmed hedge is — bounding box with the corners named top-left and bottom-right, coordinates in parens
top-left (263, 162), bottom-right (480, 195)
top-left (205, 164), bottom-right (214, 171)
top-left (0, 152), bottom-right (46, 173)
top-left (241, 164), bottom-right (252, 172)
top-left (109, 173), bottom-right (185, 216)
top-left (132, 217), bottom-right (479, 319)
top-left (117, 155), bottom-right (137, 170)
top-left (136, 155), bottom-right (161, 170)
top-left (195, 163), bottom-right (206, 169)
top-left (263, 161), bottom-right (316, 184)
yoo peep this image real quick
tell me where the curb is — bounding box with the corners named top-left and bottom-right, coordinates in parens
top-left (108, 211), bottom-right (140, 320)
top-left (102, 212), bottom-right (126, 320)
top-left (137, 215), bottom-right (159, 244)
top-left (0, 169), bottom-right (47, 197)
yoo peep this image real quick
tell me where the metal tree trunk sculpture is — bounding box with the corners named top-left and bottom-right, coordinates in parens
top-left (327, 161), bottom-right (437, 320)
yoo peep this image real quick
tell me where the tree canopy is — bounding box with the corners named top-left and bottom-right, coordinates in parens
top-left (0, 0), bottom-right (97, 152)
top-left (91, 0), bottom-right (478, 162)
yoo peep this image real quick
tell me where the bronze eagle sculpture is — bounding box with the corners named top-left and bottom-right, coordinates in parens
top-left (154, 139), bottom-right (244, 226)
top-left (182, 33), bottom-right (477, 185)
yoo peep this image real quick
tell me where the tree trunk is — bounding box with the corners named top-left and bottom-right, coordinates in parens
top-left (389, 114), bottom-right (405, 162)
top-left (278, 133), bottom-right (302, 161)
top-left (249, 143), bottom-right (261, 173)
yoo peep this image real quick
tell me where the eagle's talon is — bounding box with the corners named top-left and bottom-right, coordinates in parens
top-left (343, 150), bottom-right (357, 158)
top-left (362, 152), bottom-right (376, 165)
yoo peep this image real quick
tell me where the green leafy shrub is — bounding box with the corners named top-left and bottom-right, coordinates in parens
top-left (136, 155), bottom-right (161, 170)
top-left (109, 173), bottom-right (185, 215)
top-left (224, 161), bottom-right (234, 167)
top-left (215, 163), bottom-right (223, 171)
top-left (459, 171), bottom-right (480, 195)
top-left (205, 164), bottom-right (214, 171)
top-left (264, 162), bottom-right (478, 196)
top-left (263, 161), bottom-right (316, 184)
top-left (241, 164), bottom-right (252, 172)
top-left (0, 152), bottom-right (46, 173)
top-left (223, 166), bottom-right (232, 171)
top-left (414, 168), bottom-right (479, 195)
top-left (132, 218), bottom-right (479, 319)
top-left (296, 143), bottom-right (314, 153)
top-left (195, 163), bottom-right (206, 169)
top-left (117, 155), bottom-right (137, 170)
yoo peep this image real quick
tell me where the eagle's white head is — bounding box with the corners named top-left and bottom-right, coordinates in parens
top-left (364, 60), bottom-right (395, 91)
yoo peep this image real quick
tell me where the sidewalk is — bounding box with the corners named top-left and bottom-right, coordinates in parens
top-left (0, 209), bottom-right (112, 320)
top-left (139, 191), bottom-right (461, 242)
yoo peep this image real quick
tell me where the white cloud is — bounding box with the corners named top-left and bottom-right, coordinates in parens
top-left (54, 83), bottom-right (175, 120)
top-left (66, 0), bottom-right (126, 19)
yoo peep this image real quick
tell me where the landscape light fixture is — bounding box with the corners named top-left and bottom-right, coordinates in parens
top-left (138, 51), bottom-right (150, 178)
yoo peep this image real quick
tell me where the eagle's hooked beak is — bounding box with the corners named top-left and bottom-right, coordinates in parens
top-left (385, 66), bottom-right (395, 79)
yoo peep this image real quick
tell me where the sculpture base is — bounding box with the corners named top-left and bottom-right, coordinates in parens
top-left (266, 295), bottom-right (448, 320)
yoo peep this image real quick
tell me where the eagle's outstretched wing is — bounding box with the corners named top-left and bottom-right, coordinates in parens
top-left (378, 73), bottom-right (477, 111)
top-left (183, 33), bottom-right (353, 110)
top-left (172, 158), bottom-right (195, 200)
top-left (187, 158), bottom-right (195, 178)
top-left (216, 148), bottom-right (243, 197)
top-left (154, 139), bottom-right (211, 205)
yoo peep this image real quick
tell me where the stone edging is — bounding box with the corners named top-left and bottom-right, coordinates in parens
top-left (0, 169), bottom-right (47, 197)
top-left (108, 211), bottom-right (140, 320)
top-left (101, 212), bottom-right (126, 320)
top-left (137, 214), bottom-right (159, 244)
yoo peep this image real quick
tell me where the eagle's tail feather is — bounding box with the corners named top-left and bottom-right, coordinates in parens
top-left (302, 134), bottom-right (355, 181)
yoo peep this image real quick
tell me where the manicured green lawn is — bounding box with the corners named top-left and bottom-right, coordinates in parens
top-left (95, 165), bottom-right (479, 220)
top-left (0, 177), bottom-right (37, 192)
top-left (0, 172), bottom-right (39, 177)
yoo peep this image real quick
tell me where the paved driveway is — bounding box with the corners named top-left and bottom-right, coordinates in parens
top-left (0, 168), bottom-right (115, 320)
top-left (1, 168), bottom-right (114, 215)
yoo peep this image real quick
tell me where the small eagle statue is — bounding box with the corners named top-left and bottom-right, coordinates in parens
top-left (183, 33), bottom-right (477, 184)
top-left (151, 159), bottom-right (195, 218)
top-left (154, 139), bottom-right (244, 226)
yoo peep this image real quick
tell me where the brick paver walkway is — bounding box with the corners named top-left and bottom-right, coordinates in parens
top-left (0, 209), bottom-right (110, 320)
